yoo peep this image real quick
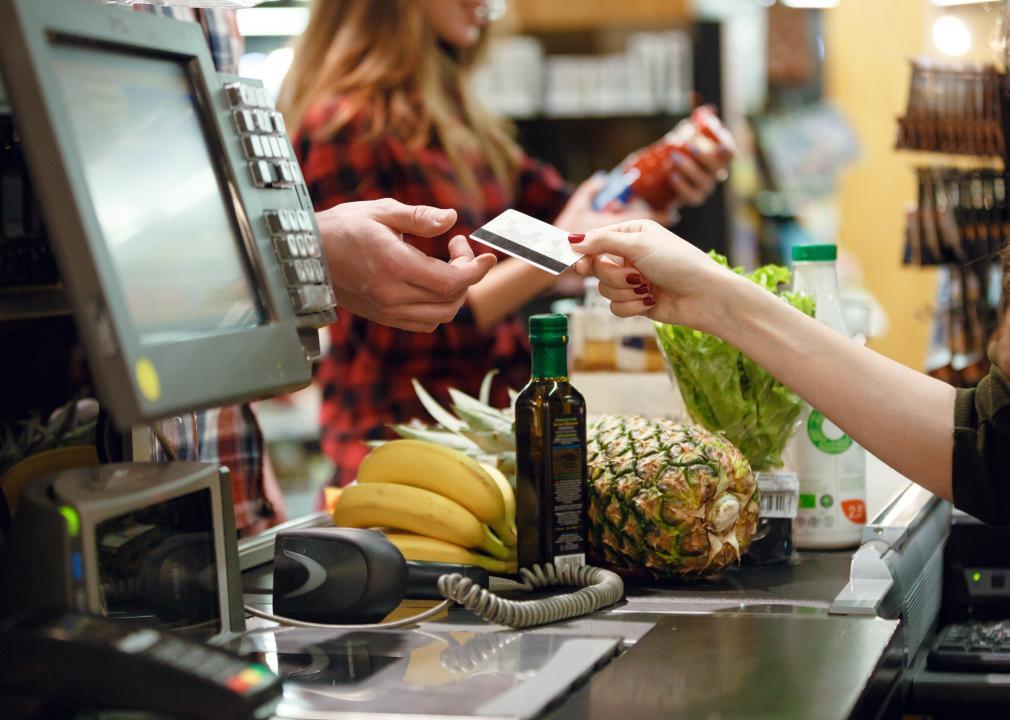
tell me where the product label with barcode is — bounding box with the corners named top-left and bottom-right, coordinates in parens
top-left (553, 553), bottom-right (586, 568)
top-left (755, 471), bottom-right (799, 519)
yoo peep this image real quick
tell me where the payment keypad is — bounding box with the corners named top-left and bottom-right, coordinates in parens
top-left (225, 81), bottom-right (298, 190)
top-left (263, 209), bottom-right (335, 316)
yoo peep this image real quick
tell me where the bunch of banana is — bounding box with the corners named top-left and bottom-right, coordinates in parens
top-left (331, 439), bottom-right (517, 569)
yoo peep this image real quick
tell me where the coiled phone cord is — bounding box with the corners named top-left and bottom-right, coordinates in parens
top-left (245, 562), bottom-right (624, 631)
top-left (438, 563), bottom-right (624, 630)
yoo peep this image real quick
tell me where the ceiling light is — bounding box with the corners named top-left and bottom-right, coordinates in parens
top-left (932, 14), bottom-right (973, 56)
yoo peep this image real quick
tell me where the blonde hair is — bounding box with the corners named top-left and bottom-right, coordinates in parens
top-left (277, 0), bottom-right (520, 196)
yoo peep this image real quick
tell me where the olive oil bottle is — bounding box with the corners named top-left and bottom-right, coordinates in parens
top-left (515, 314), bottom-right (587, 568)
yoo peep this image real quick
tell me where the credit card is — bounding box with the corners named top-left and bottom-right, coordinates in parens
top-left (470, 209), bottom-right (580, 275)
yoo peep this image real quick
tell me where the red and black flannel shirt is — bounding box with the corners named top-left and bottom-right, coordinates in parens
top-left (293, 98), bottom-right (572, 487)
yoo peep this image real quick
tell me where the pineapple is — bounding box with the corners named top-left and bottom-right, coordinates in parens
top-left (392, 374), bottom-right (759, 579)
top-left (587, 415), bottom-right (758, 578)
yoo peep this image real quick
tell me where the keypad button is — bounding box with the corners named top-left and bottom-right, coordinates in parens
top-left (274, 162), bottom-right (294, 187)
top-left (234, 110), bottom-right (256, 134)
top-left (271, 112), bottom-right (287, 134)
top-left (276, 139), bottom-right (291, 159)
top-left (296, 210), bottom-right (313, 232)
top-left (251, 161), bottom-right (274, 188)
top-left (225, 84), bottom-right (245, 108)
top-left (243, 85), bottom-right (261, 107)
top-left (116, 630), bottom-right (160, 655)
top-left (254, 110), bottom-right (273, 133)
top-left (264, 211), bottom-right (283, 233)
top-left (267, 136), bottom-right (283, 159)
top-left (293, 285), bottom-right (328, 314)
top-left (282, 262), bottom-right (301, 287)
top-left (255, 87), bottom-right (271, 109)
top-left (271, 236), bottom-right (292, 260)
top-left (242, 135), bottom-right (265, 160)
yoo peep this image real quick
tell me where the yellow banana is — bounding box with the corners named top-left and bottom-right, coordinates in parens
top-left (357, 439), bottom-right (515, 546)
top-left (332, 483), bottom-right (510, 560)
top-left (481, 463), bottom-right (517, 546)
top-left (385, 533), bottom-right (517, 575)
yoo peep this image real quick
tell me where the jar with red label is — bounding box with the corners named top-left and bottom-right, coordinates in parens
top-left (593, 106), bottom-right (731, 212)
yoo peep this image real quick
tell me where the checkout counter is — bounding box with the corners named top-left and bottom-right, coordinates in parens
top-left (1, 1), bottom-right (1008, 718)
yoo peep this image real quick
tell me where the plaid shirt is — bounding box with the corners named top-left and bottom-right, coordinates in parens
top-left (294, 98), bottom-right (572, 486)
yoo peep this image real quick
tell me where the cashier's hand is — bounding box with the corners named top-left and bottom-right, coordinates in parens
top-left (571, 219), bottom-right (736, 333)
top-left (316, 200), bottom-right (497, 333)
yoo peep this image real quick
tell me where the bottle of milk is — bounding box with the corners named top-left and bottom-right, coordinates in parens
top-left (789, 244), bottom-right (867, 549)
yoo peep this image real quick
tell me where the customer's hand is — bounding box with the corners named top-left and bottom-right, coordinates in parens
top-left (555, 174), bottom-right (671, 234)
top-left (316, 199), bottom-right (497, 332)
top-left (571, 219), bottom-right (736, 332)
top-left (666, 138), bottom-right (733, 208)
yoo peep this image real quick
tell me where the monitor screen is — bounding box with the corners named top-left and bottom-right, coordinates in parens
top-left (49, 43), bottom-right (262, 343)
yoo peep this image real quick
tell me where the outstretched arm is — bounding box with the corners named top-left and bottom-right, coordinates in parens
top-left (572, 220), bottom-right (957, 500)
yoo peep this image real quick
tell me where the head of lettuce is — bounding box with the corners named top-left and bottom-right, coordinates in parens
top-left (655, 252), bottom-right (815, 472)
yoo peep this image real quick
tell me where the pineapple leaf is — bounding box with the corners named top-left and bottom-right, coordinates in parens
top-left (448, 390), bottom-right (512, 428)
top-left (458, 428), bottom-right (514, 454)
top-left (411, 378), bottom-right (466, 432)
top-left (478, 369), bottom-right (498, 406)
top-left (388, 423), bottom-right (481, 452)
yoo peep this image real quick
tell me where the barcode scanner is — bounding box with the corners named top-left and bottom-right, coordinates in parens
top-left (271, 528), bottom-right (489, 624)
top-left (256, 527), bottom-right (625, 631)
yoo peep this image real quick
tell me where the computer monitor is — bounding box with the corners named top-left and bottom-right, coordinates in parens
top-left (0, 0), bottom-right (336, 428)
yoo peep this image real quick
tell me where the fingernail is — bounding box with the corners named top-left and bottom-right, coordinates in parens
top-left (644, 296), bottom-right (657, 306)
top-left (568, 233), bottom-right (585, 244)
top-left (687, 143), bottom-right (701, 157)
top-left (669, 172), bottom-right (681, 182)
top-left (670, 151), bottom-right (686, 167)
top-left (634, 285), bottom-right (650, 295)
top-left (626, 273), bottom-right (642, 286)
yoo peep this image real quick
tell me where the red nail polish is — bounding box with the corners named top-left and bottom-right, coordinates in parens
top-left (634, 285), bottom-right (650, 295)
top-left (626, 273), bottom-right (642, 286)
top-left (644, 297), bottom-right (657, 307)
top-left (568, 233), bottom-right (585, 244)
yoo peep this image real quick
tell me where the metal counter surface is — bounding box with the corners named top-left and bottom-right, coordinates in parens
top-left (242, 550), bottom-right (901, 718)
top-left (546, 613), bottom-right (901, 720)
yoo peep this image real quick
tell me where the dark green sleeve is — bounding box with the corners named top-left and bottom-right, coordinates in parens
top-left (952, 357), bottom-right (1010, 525)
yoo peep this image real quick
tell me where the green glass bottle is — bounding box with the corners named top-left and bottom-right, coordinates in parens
top-left (515, 314), bottom-right (587, 569)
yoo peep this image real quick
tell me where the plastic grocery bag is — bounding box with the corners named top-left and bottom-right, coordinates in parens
top-left (654, 253), bottom-right (815, 472)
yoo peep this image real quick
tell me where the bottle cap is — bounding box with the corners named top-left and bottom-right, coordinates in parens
top-left (791, 244), bottom-right (837, 262)
top-left (529, 314), bottom-right (567, 344)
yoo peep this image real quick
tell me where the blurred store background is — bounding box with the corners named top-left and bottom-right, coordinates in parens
top-left (233, 0), bottom-right (1009, 517)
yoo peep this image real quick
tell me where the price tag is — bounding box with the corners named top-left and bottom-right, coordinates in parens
top-left (755, 471), bottom-right (799, 520)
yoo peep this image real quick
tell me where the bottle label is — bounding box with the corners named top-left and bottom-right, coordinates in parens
top-left (550, 415), bottom-right (586, 564)
top-left (807, 411), bottom-right (854, 454)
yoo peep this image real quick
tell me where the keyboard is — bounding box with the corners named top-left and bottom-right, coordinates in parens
top-left (928, 620), bottom-right (1010, 673)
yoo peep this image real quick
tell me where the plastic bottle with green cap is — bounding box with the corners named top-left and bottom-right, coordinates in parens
top-left (788, 244), bottom-right (867, 549)
top-left (515, 314), bottom-right (588, 569)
